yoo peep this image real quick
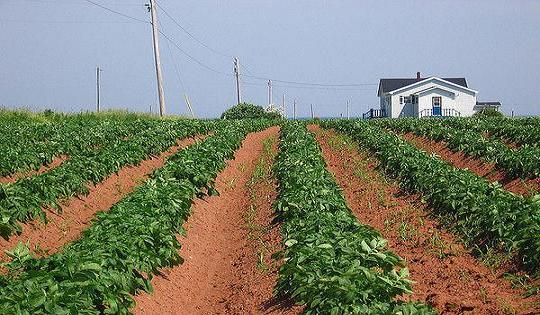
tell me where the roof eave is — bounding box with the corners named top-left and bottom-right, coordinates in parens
top-left (388, 77), bottom-right (477, 95)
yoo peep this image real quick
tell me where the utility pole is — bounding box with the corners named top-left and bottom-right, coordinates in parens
top-left (282, 94), bottom-right (285, 117)
top-left (293, 99), bottom-right (297, 120)
top-left (310, 104), bottom-right (314, 119)
top-left (148, 0), bottom-right (166, 117)
top-left (96, 67), bottom-right (102, 113)
top-left (346, 100), bottom-right (350, 120)
top-left (234, 57), bottom-right (242, 105)
top-left (267, 80), bottom-right (273, 105)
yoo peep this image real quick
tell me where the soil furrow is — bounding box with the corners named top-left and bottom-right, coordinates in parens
top-left (134, 126), bottom-right (298, 315)
top-left (0, 136), bottom-right (204, 262)
top-left (401, 132), bottom-right (540, 196)
top-left (0, 155), bottom-right (68, 184)
top-left (311, 125), bottom-right (539, 315)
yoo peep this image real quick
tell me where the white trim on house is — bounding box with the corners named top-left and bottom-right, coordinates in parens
top-left (388, 77), bottom-right (478, 95)
top-left (415, 85), bottom-right (456, 96)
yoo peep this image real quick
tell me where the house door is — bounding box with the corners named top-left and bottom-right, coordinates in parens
top-left (432, 97), bottom-right (442, 116)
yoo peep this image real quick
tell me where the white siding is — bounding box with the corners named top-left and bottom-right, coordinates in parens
top-left (381, 78), bottom-right (477, 118)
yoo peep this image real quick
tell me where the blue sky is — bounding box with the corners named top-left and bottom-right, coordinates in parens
top-left (1, 0), bottom-right (539, 118)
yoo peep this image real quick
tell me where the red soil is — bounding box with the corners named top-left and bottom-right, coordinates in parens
top-left (401, 132), bottom-right (540, 196)
top-left (134, 127), bottom-right (300, 315)
top-left (0, 155), bottom-right (68, 184)
top-left (311, 125), bottom-right (539, 315)
top-left (0, 136), bottom-right (204, 261)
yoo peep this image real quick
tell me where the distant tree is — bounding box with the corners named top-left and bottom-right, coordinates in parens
top-left (220, 103), bottom-right (281, 120)
top-left (43, 109), bottom-right (55, 117)
top-left (473, 108), bottom-right (504, 118)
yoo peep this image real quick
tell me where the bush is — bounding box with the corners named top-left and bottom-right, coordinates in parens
top-left (474, 108), bottom-right (504, 118)
top-left (220, 103), bottom-right (281, 120)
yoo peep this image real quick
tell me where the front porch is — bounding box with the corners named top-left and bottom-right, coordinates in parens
top-left (419, 108), bottom-right (461, 118)
top-left (362, 108), bottom-right (387, 119)
top-left (362, 107), bottom-right (461, 119)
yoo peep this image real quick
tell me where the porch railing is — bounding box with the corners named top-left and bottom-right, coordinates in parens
top-left (419, 108), bottom-right (461, 118)
top-left (362, 108), bottom-right (387, 119)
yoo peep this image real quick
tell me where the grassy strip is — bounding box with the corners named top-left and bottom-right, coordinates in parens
top-left (0, 120), bottom-right (214, 238)
top-left (274, 122), bottom-right (435, 314)
top-left (244, 135), bottom-right (279, 272)
top-left (0, 120), bottom-right (273, 314)
top-left (324, 120), bottom-right (540, 271)
top-left (374, 118), bottom-right (540, 179)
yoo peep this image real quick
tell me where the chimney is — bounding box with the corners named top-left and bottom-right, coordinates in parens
top-left (416, 72), bottom-right (421, 79)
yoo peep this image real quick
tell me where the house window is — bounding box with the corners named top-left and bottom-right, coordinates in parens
top-left (404, 96), bottom-right (411, 103)
top-left (399, 96), bottom-right (403, 104)
top-left (412, 95), bottom-right (418, 104)
top-left (432, 96), bottom-right (441, 107)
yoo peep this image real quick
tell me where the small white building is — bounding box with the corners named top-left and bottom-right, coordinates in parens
top-left (367, 73), bottom-right (481, 118)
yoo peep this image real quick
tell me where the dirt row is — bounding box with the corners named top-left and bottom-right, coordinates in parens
top-left (134, 126), bottom-right (299, 315)
top-left (0, 155), bottom-right (68, 184)
top-left (0, 136), bottom-right (205, 262)
top-left (401, 132), bottom-right (540, 196)
top-left (310, 125), bottom-right (539, 315)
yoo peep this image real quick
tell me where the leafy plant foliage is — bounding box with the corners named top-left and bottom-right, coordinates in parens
top-left (374, 118), bottom-right (540, 179)
top-left (0, 119), bottom-right (215, 238)
top-left (221, 103), bottom-right (282, 120)
top-left (0, 120), bottom-right (273, 314)
top-left (274, 122), bottom-right (435, 314)
top-left (323, 120), bottom-right (540, 271)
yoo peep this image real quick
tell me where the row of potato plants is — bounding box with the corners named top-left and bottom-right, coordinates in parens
top-left (440, 117), bottom-right (540, 148)
top-left (0, 114), bottom-right (155, 178)
top-left (0, 119), bottom-right (273, 314)
top-left (373, 118), bottom-right (540, 179)
top-left (274, 122), bottom-right (435, 314)
top-left (323, 120), bottom-right (540, 271)
top-left (0, 119), bottom-right (215, 238)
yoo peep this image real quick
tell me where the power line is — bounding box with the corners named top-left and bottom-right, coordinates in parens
top-left (159, 30), bottom-right (232, 76)
top-left (241, 73), bottom-right (377, 87)
top-left (155, 1), bottom-right (233, 58)
top-left (16, 0), bottom-right (141, 5)
top-left (241, 80), bottom-right (374, 91)
top-left (159, 20), bottom-right (188, 95)
top-left (82, 0), bottom-right (149, 24)
top-left (0, 18), bottom-right (141, 24)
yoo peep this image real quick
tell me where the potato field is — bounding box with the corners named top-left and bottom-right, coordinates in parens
top-left (0, 111), bottom-right (539, 314)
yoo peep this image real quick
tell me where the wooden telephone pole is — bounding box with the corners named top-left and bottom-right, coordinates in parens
top-left (267, 80), bottom-right (273, 105)
top-left (310, 104), bottom-right (314, 119)
top-left (293, 99), bottom-right (297, 120)
top-left (282, 94), bottom-right (285, 117)
top-left (96, 67), bottom-right (102, 113)
top-left (346, 100), bottom-right (350, 119)
top-left (148, 0), bottom-right (166, 117)
top-left (234, 58), bottom-right (242, 105)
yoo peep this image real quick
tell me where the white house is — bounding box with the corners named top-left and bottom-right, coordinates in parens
top-left (367, 73), bottom-right (481, 119)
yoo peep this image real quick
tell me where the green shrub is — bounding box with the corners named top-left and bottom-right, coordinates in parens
top-left (474, 108), bottom-right (504, 118)
top-left (221, 103), bottom-right (281, 120)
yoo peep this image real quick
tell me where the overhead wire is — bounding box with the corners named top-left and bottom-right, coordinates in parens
top-left (154, 1), bottom-right (233, 59)
top-left (158, 31), bottom-right (232, 77)
top-left (82, 0), bottom-right (149, 24)
top-left (152, 1), bottom-right (377, 88)
top-left (159, 20), bottom-right (188, 93)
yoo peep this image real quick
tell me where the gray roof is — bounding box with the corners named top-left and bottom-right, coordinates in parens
top-left (378, 77), bottom-right (468, 96)
top-left (476, 101), bottom-right (501, 106)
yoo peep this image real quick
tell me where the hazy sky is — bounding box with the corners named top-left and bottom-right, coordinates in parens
top-left (1, 0), bottom-right (539, 118)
